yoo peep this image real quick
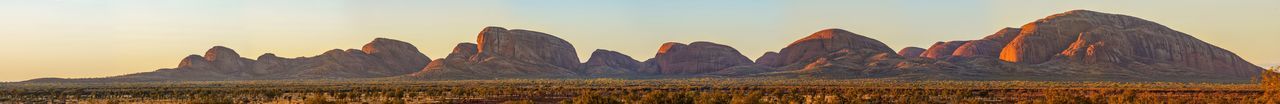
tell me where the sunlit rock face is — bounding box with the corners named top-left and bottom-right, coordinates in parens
top-left (896, 47), bottom-right (926, 58)
top-left (446, 43), bottom-right (479, 60)
top-left (952, 28), bottom-right (1021, 59)
top-left (744, 10), bottom-right (1265, 82)
top-left (642, 42), bottom-right (753, 75)
top-left (413, 43), bottom-right (478, 77)
top-left (761, 28), bottom-right (895, 68)
top-left (745, 28), bottom-right (945, 78)
top-left (997, 10), bottom-right (1263, 79)
top-left (412, 26), bottom-right (583, 79)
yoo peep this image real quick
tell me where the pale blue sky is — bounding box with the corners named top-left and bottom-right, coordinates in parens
top-left (0, 0), bottom-right (1276, 82)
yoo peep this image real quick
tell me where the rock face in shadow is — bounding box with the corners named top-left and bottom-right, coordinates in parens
top-left (412, 43), bottom-right (478, 78)
top-left (362, 38), bottom-right (433, 75)
top-left (897, 47), bottom-right (926, 58)
top-left (754, 52), bottom-right (781, 66)
top-left (642, 42), bottom-right (753, 75)
top-left (24, 38), bottom-right (433, 82)
top-left (198, 45), bottom-right (253, 73)
top-left (474, 27), bottom-right (581, 71)
top-left (411, 26), bottom-right (583, 79)
top-left (251, 38), bottom-right (430, 79)
top-left (581, 49), bottom-right (645, 77)
top-left (993, 10), bottom-right (1263, 81)
top-left (759, 28), bottom-right (895, 68)
top-left (920, 41), bottom-right (970, 59)
top-left (952, 28), bottom-right (1021, 59)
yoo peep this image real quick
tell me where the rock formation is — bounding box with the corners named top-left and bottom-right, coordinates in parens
top-left (446, 43), bottom-right (479, 60)
top-left (411, 26), bottom-right (583, 79)
top-left (642, 42), bottom-right (753, 75)
top-left (197, 46), bottom-right (254, 73)
top-left (412, 43), bottom-right (478, 78)
top-left (897, 47), bottom-right (925, 58)
top-left (920, 41), bottom-right (970, 59)
top-left (363, 38), bottom-right (433, 74)
top-left (582, 49), bottom-right (645, 77)
top-left (952, 28), bottom-right (1021, 59)
top-left (754, 52), bottom-right (781, 66)
top-left (994, 10), bottom-right (1263, 81)
top-left (744, 28), bottom-right (948, 78)
top-left (475, 27), bottom-right (581, 71)
top-left (758, 28), bottom-right (895, 68)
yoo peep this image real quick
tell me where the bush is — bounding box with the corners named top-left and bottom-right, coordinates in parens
top-left (1255, 66), bottom-right (1280, 103)
top-left (694, 92), bottom-right (730, 104)
top-left (304, 95), bottom-right (336, 104)
top-left (561, 92), bottom-right (622, 104)
top-left (730, 92), bottom-right (764, 104)
top-left (191, 96), bottom-right (232, 104)
top-left (638, 91), bottom-right (693, 104)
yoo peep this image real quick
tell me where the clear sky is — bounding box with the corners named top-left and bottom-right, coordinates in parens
top-left (1, 0), bottom-right (1277, 82)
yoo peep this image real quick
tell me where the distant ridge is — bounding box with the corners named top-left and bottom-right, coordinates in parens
top-left (25, 38), bottom-right (431, 82)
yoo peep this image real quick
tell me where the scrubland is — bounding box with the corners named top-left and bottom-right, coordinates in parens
top-left (3, 68), bottom-right (1278, 104)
